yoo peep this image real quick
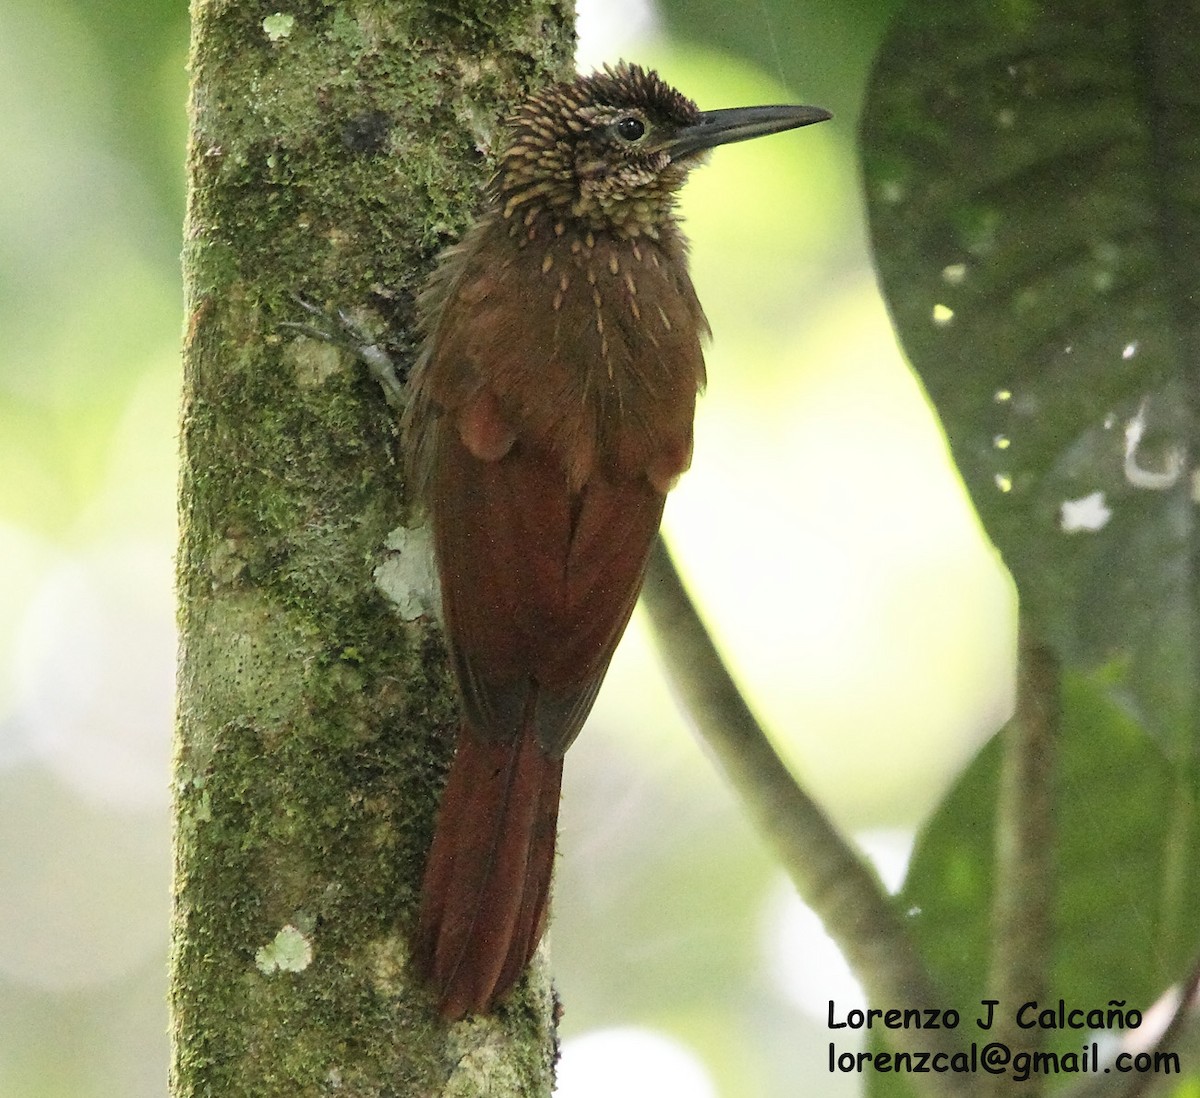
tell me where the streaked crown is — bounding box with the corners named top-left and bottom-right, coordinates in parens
top-left (496, 63), bottom-right (703, 239)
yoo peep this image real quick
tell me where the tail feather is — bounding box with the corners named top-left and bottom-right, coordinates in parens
top-left (414, 716), bottom-right (563, 1019)
top-left (493, 757), bottom-right (562, 1000)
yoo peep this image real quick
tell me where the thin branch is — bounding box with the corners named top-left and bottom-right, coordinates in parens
top-left (982, 625), bottom-right (1058, 1098)
top-left (641, 536), bottom-right (967, 1098)
top-left (1062, 952), bottom-right (1200, 1098)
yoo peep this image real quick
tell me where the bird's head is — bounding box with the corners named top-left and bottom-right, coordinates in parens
top-left (495, 62), bottom-right (830, 239)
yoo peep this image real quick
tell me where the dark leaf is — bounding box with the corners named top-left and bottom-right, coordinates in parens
top-left (861, 0), bottom-right (1199, 746)
top-left (861, 3), bottom-right (1200, 1091)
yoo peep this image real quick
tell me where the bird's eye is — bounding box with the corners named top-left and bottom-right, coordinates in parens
top-left (615, 116), bottom-right (646, 142)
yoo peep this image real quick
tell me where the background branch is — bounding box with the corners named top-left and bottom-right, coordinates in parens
top-left (642, 536), bottom-right (967, 1097)
top-left (982, 627), bottom-right (1058, 1098)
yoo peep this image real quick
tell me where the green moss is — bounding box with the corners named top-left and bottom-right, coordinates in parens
top-left (176, 1), bottom-right (573, 1092)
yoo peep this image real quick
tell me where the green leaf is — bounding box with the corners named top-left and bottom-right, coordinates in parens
top-left (860, 3), bottom-right (1200, 1091)
top-left (867, 671), bottom-right (1200, 1097)
top-left (860, 0), bottom-right (1199, 748)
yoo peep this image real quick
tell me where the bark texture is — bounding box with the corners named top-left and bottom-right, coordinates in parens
top-left (174, 2), bottom-right (574, 1093)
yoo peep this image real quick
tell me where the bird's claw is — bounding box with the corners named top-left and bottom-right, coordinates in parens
top-left (282, 294), bottom-right (407, 411)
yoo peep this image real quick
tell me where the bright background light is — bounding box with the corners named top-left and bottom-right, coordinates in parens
top-left (558, 1027), bottom-right (717, 1098)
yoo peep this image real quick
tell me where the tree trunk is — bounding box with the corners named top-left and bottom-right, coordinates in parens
top-left (173, 2), bottom-right (574, 1093)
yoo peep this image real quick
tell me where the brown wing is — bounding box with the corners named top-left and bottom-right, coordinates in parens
top-left (406, 218), bottom-right (708, 756)
top-left (430, 422), bottom-right (665, 756)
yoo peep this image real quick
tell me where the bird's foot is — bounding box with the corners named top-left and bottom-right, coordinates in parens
top-left (282, 295), bottom-right (407, 411)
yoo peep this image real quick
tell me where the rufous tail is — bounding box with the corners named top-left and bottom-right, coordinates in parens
top-left (414, 718), bottom-right (563, 1019)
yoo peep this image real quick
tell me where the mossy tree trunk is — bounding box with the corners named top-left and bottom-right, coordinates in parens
top-left (174, 2), bottom-right (574, 1093)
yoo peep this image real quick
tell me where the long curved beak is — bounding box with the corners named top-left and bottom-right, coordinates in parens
top-left (667, 104), bottom-right (832, 160)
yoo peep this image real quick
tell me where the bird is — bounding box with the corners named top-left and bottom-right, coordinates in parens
top-left (404, 61), bottom-right (830, 1020)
